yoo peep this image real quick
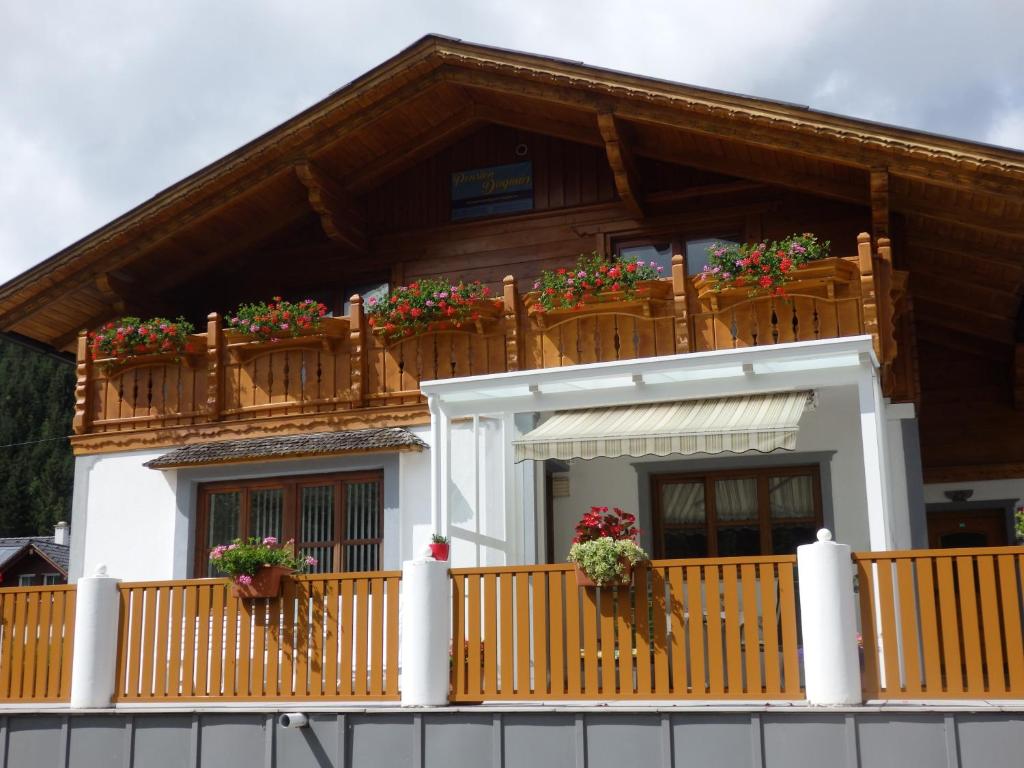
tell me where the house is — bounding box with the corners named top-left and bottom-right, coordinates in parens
top-left (0, 36), bottom-right (1022, 767)
top-left (0, 522), bottom-right (70, 586)
top-left (1, 37), bottom-right (1020, 583)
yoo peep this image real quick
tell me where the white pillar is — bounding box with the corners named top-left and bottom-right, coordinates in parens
top-left (69, 565), bottom-right (121, 708)
top-left (797, 530), bottom-right (862, 705)
top-left (428, 398), bottom-right (450, 536)
top-left (858, 368), bottom-right (893, 550)
top-left (400, 558), bottom-right (450, 706)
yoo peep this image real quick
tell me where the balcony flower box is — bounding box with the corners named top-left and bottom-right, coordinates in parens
top-left (231, 565), bottom-right (294, 599)
top-left (523, 279), bottom-right (672, 328)
top-left (567, 507), bottom-right (648, 589)
top-left (210, 537), bottom-right (316, 600)
top-left (369, 300), bottom-right (504, 340)
top-left (367, 278), bottom-right (502, 340)
top-left (88, 316), bottom-right (198, 369)
top-left (695, 257), bottom-right (859, 312)
top-left (223, 316), bottom-right (350, 359)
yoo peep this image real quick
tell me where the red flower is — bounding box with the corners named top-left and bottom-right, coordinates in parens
top-left (759, 275), bottom-right (773, 288)
top-left (626, 262), bottom-right (637, 273)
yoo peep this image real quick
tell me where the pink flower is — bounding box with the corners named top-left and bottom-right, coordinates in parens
top-left (305, 556), bottom-right (317, 566)
top-left (227, 543), bottom-right (238, 551)
top-left (262, 536), bottom-right (278, 545)
top-left (210, 545), bottom-right (227, 559)
top-left (236, 574), bottom-right (253, 585)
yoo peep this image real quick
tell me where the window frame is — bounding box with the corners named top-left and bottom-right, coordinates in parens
top-left (651, 465), bottom-right (823, 558)
top-left (42, 573), bottom-right (62, 586)
top-left (194, 470), bottom-right (384, 577)
top-left (610, 227), bottom-right (745, 276)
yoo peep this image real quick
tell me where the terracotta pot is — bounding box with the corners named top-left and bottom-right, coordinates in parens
top-left (231, 565), bottom-right (293, 599)
top-left (429, 542), bottom-right (450, 561)
top-left (574, 558), bottom-right (633, 588)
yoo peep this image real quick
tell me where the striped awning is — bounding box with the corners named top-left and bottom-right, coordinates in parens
top-left (513, 391), bottom-right (811, 462)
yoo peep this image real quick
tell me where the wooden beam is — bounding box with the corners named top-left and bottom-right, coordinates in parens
top-left (915, 321), bottom-right (1011, 362)
top-left (895, 197), bottom-right (1024, 241)
top-left (596, 111), bottom-right (645, 217)
top-left (870, 168), bottom-right (890, 240)
top-left (47, 306), bottom-right (119, 351)
top-left (95, 272), bottom-right (172, 317)
top-left (294, 161), bottom-right (368, 252)
top-left (472, 103), bottom-right (602, 147)
top-left (913, 295), bottom-right (1015, 344)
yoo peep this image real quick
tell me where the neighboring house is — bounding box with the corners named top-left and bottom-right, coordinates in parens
top-left (0, 522), bottom-right (70, 586)
top-left (0, 36), bottom-right (1020, 583)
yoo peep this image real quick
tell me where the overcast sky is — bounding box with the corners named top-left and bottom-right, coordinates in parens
top-left (1, 0), bottom-right (1021, 285)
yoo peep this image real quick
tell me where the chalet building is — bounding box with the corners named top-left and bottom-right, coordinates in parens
top-left (0, 37), bottom-right (1022, 767)
top-left (0, 523), bottom-right (70, 586)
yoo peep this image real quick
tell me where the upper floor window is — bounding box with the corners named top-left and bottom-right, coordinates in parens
top-left (17, 574), bottom-right (34, 586)
top-left (652, 466), bottom-right (822, 558)
top-left (196, 471), bottom-right (383, 577)
top-left (43, 574), bottom-right (62, 585)
top-left (614, 235), bottom-right (741, 276)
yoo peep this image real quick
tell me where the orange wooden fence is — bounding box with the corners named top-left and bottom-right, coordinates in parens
top-left (450, 556), bottom-right (802, 701)
top-left (114, 572), bottom-right (400, 702)
top-left (0, 585), bottom-right (76, 702)
top-left (855, 546), bottom-right (1024, 699)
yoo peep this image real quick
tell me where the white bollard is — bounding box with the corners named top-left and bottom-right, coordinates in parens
top-left (69, 565), bottom-right (121, 708)
top-left (797, 529), bottom-right (862, 705)
top-left (400, 558), bottom-right (451, 706)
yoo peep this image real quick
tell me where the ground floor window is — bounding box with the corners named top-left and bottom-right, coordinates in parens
top-left (195, 471), bottom-right (383, 576)
top-left (652, 466), bottom-right (822, 558)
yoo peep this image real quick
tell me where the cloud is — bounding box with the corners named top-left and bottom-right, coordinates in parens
top-left (0, 0), bottom-right (1021, 284)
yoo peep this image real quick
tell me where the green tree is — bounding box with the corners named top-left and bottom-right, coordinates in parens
top-left (0, 338), bottom-right (75, 535)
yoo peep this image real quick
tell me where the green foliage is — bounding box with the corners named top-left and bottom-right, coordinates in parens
top-left (89, 316), bottom-right (195, 358)
top-left (567, 537), bottom-right (648, 586)
top-left (208, 537), bottom-right (315, 583)
top-left (226, 297), bottom-right (328, 342)
top-left (365, 278), bottom-right (498, 339)
top-left (1015, 506), bottom-right (1024, 544)
top-left (0, 338), bottom-right (75, 536)
top-left (430, 533), bottom-right (450, 544)
top-left (698, 233), bottom-right (830, 297)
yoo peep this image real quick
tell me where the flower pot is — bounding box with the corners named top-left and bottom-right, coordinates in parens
top-left (230, 565), bottom-right (294, 599)
top-left (574, 558), bottom-right (634, 588)
top-left (523, 279), bottom-right (672, 327)
top-left (429, 542), bottom-right (450, 561)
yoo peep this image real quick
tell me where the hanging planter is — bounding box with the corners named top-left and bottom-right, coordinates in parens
top-left (566, 507), bottom-right (648, 588)
top-left (209, 537), bottom-right (317, 599)
top-left (231, 565), bottom-right (295, 599)
top-left (366, 278), bottom-right (503, 340)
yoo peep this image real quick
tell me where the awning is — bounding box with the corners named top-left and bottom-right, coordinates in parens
top-left (513, 391), bottom-right (811, 462)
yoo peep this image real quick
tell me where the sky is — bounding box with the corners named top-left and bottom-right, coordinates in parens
top-left (1, 0), bottom-right (1022, 285)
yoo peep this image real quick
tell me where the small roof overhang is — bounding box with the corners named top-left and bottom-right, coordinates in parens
top-left (144, 428), bottom-right (427, 470)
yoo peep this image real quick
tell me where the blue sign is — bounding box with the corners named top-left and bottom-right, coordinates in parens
top-left (451, 161), bottom-right (533, 221)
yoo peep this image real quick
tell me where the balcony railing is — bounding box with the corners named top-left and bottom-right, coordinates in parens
top-left (72, 233), bottom-right (904, 439)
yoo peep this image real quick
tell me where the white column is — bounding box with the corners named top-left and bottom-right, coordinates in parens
top-left (400, 558), bottom-right (451, 706)
top-left (797, 530), bottom-right (862, 705)
top-left (857, 367), bottom-right (893, 550)
top-left (885, 402), bottom-right (916, 549)
top-left (428, 398), bottom-right (450, 536)
top-left (69, 565), bottom-right (121, 708)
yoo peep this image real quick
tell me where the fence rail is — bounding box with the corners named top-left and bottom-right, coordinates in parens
top-left (450, 556), bottom-right (802, 701)
top-left (855, 546), bottom-right (1024, 699)
top-left (114, 572), bottom-right (400, 702)
top-left (0, 585), bottom-right (76, 702)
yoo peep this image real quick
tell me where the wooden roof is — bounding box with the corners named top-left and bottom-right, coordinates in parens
top-left (2, 34), bottom-right (1023, 353)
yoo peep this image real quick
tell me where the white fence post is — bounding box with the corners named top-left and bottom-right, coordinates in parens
top-left (797, 529), bottom-right (862, 705)
top-left (69, 565), bottom-right (121, 708)
top-left (400, 558), bottom-right (450, 706)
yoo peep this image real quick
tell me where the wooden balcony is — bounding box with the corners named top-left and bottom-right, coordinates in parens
top-left (71, 233), bottom-right (906, 449)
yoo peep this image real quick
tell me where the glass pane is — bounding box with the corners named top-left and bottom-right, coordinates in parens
top-left (717, 526), bottom-right (761, 556)
top-left (661, 482), bottom-right (705, 524)
top-left (663, 529), bottom-right (708, 558)
top-left (771, 524), bottom-right (817, 554)
top-left (715, 478), bottom-right (758, 521)
top-left (249, 488), bottom-right (284, 541)
top-left (345, 543), bottom-right (380, 572)
top-left (301, 485), bottom-right (335, 544)
top-left (769, 475), bottom-right (815, 519)
top-left (346, 481), bottom-right (381, 541)
top-left (617, 242), bottom-right (672, 274)
top-left (685, 237), bottom-right (739, 275)
top-left (208, 492), bottom-right (241, 547)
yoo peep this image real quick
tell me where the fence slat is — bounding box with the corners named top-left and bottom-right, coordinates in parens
top-left (997, 555), bottom-right (1024, 692)
top-left (0, 586), bottom-right (76, 703)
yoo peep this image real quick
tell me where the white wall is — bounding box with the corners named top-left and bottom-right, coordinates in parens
top-left (549, 384), bottom-right (877, 560)
top-left (400, 424), bottom-right (433, 563)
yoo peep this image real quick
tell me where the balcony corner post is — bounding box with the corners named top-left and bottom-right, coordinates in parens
top-left (400, 558), bottom-right (451, 706)
top-left (671, 254), bottom-right (690, 353)
top-left (206, 312), bottom-right (223, 421)
top-left (73, 329), bottom-right (92, 435)
top-left (796, 530), bottom-right (862, 705)
top-left (857, 232), bottom-right (880, 356)
top-left (502, 275), bottom-right (520, 371)
top-left (69, 565), bottom-right (121, 709)
top-left (349, 295), bottom-right (365, 407)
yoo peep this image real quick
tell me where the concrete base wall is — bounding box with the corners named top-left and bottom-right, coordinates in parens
top-left (3, 707), bottom-right (1022, 768)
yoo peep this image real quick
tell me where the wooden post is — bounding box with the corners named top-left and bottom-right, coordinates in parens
top-left (206, 313), bottom-right (223, 421)
top-left (72, 330), bottom-right (92, 435)
top-left (857, 232), bottom-right (880, 357)
top-left (671, 254), bottom-right (690, 354)
top-left (502, 275), bottom-right (520, 372)
top-left (1015, 344), bottom-right (1024, 410)
top-left (349, 295), bottom-right (365, 407)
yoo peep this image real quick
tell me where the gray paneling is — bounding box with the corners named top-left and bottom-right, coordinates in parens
top-left (857, 715), bottom-right (949, 768)
top-left (198, 715), bottom-right (267, 767)
top-left (347, 714), bottom-right (415, 768)
top-left (7, 715), bottom-right (65, 768)
top-left (763, 714), bottom-right (848, 768)
top-left (504, 713), bottom-right (576, 768)
top-left (956, 714), bottom-right (1024, 768)
top-left (132, 715), bottom-right (192, 768)
top-left (425, 714), bottom-right (492, 768)
top-left (672, 714), bottom-right (753, 768)
top-left (67, 716), bottom-right (125, 768)
top-left (586, 714), bottom-right (663, 768)
top-left (276, 713), bottom-right (339, 768)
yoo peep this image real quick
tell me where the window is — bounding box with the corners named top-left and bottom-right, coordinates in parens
top-left (43, 574), bottom-right (62, 585)
top-left (195, 472), bottom-right (383, 577)
top-left (614, 235), bottom-right (741, 276)
top-left (17, 574), bottom-right (34, 586)
top-left (652, 466), bottom-right (821, 558)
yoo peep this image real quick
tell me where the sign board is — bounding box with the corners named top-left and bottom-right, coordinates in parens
top-left (451, 161), bottom-right (533, 221)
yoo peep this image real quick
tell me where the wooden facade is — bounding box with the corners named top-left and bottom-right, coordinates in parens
top-left (1, 36), bottom-right (1022, 481)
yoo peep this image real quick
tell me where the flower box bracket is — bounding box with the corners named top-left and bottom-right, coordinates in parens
top-left (93, 348), bottom-right (205, 374)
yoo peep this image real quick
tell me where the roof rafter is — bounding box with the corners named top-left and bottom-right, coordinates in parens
top-left (294, 161), bottom-right (367, 252)
top-left (596, 111), bottom-right (645, 217)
